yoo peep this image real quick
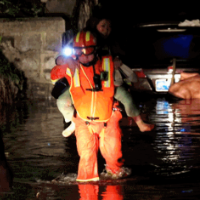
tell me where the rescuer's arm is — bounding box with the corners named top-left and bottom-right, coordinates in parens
top-left (50, 64), bottom-right (71, 84)
top-left (114, 86), bottom-right (154, 132)
top-left (50, 64), bottom-right (75, 137)
top-left (55, 55), bottom-right (79, 76)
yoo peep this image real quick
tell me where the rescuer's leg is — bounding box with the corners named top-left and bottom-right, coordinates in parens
top-left (99, 111), bottom-right (131, 179)
top-left (74, 117), bottom-right (99, 182)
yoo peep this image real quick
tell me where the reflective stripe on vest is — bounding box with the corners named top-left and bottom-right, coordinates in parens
top-left (66, 68), bottom-right (80, 87)
top-left (51, 78), bottom-right (59, 85)
top-left (73, 68), bottom-right (80, 87)
top-left (103, 58), bottom-right (111, 87)
top-left (66, 68), bottom-right (71, 76)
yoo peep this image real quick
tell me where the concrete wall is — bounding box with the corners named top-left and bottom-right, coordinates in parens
top-left (0, 17), bottom-right (65, 99)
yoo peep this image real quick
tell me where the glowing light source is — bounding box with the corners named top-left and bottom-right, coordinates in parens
top-left (63, 47), bottom-right (73, 56)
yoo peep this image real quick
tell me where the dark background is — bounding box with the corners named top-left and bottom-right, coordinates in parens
top-left (100, 1), bottom-right (200, 29)
top-left (97, 1), bottom-right (200, 67)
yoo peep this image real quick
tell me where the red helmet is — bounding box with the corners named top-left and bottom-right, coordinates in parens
top-left (73, 31), bottom-right (98, 66)
top-left (73, 31), bottom-right (97, 48)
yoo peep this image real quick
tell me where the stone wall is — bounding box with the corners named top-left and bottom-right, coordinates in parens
top-left (0, 17), bottom-right (65, 100)
top-left (45, 0), bottom-right (76, 16)
top-left (44, 0), bottom-right (98, 30)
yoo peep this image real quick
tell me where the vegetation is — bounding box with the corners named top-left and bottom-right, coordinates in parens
top-left (0, 0), bottom-right (45, 17)
top-left (0, 49), bottom-right (26, 104)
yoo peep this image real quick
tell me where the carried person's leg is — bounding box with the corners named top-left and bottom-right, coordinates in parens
top-left (56, 89), bottom-right (74, 123)
top-left (114, 86), bottom-right (140, 117)
top-left (56, 89), bottom-right (75, 137)
top-left (114, 86), bottom-right (154, 132)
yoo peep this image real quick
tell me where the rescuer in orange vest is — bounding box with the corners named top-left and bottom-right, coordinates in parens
top-left (51, 30), bottom-right (153, 182)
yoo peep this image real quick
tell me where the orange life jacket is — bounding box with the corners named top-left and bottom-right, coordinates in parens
top-left (67, 56), bottom-right (115, 122)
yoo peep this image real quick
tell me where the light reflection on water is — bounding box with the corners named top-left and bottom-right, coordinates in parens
top-left (1, 98), bottom-right (200, 199)
top-left (149, 98), bottom-right (200, 177)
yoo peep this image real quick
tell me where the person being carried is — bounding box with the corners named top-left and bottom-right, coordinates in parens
top-left (51, 31), bottom-right (154, 182)
top-left (84, 9), bottom-right (137, 86)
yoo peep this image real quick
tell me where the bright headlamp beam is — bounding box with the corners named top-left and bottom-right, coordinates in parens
top-left (63, 47), bottom-right (73, 56)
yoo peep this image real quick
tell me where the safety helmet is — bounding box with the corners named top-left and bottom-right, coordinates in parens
top-left (73, 30), bottom-right (97, 48)
top-left (73, 31), bottom-right (97, 56)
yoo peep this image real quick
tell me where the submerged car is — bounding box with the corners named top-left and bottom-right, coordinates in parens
top-left (125, 21), bottom-right (200, 93)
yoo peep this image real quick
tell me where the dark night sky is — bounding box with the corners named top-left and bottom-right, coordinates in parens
top-left (100, 1), bottom-right (200, 28)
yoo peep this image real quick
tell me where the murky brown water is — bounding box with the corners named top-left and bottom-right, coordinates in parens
top-left (1, 97), bottom-right (200, 199)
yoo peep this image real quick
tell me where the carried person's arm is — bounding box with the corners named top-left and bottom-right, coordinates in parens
top-left (55, 55), bottom-right (79, 76)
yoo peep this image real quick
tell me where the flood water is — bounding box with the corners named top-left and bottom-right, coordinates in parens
top-left (1, 96), bottom-right (200, 199)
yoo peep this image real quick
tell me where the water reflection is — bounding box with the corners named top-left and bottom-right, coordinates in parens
top-left (172, 99), bottom-right (200, 125)
top-left (149, 98), bottom-right (200, 176)
top-left (78, 184), bottom-right (123, 200)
